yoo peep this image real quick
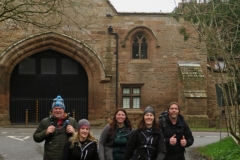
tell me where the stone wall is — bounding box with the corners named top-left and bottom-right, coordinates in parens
top-left (0, 0), bottom-right (219, 127)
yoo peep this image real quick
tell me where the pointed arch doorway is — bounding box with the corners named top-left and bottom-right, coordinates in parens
top-left (10, 49), bottom-right (88, 124)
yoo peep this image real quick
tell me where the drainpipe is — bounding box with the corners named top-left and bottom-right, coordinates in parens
top-left (108, 26), bottom-right (119, 109)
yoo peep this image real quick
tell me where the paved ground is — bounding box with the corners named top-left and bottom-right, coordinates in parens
top-left (0, 125), bottom-right (227, 160)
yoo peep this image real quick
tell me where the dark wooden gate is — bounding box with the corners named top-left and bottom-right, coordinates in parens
top-left (10, 97), bottom-right (87, 124)
top-left (9, 50), bottom-right (89, 124)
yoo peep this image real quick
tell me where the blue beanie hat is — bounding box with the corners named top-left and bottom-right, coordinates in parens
top-left (52, 95), bottom-right (65, 110)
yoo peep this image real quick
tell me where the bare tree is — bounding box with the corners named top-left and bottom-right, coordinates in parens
top-left (172, 0), bottom-right (240, 142)
top-left (0, 0), bottom-right (68, 28)
top-left (0, 0), bottom-right (100, 47)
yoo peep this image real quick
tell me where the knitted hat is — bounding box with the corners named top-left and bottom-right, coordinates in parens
top-left (168, 102), bottom-right (180, 113)
top-left (52, 95), bottom-right (65, 110)
top-left (78, 119), bottom-right (90, 130)
top-left (143, 106), bottom-right (155, 116)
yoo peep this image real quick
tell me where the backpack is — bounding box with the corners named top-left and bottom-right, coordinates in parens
top-left (49, 113), bottom-right (71, 135)
top-left (158, 110), bottom-right (168, 128)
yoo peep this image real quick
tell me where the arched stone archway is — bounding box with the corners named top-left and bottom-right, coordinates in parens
top-left (0, 32), bottom-right (110, 125)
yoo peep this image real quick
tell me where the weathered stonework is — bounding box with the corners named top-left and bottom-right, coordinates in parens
top-left (0, 0), bottom-right (219, 127)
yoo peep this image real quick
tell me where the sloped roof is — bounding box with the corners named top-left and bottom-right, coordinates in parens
top-left (178, 62), bottom-right (207, 98)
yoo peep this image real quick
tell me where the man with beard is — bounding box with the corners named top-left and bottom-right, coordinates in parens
top-left (33, 95), bottom-right (77, 160)
top-left (159, 102), bottom-right (194, 160)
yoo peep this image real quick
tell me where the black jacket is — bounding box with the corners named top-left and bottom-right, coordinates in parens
top-left (61, 139), bottom-right (98, 160)
top-left (123, 129), bottom-right (166, 160)
top-left (160, 114), bottom-right (194, 160)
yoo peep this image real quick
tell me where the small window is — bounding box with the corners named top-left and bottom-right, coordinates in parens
top-left (123, 97), bottom-right (130, 108)
top-left (41, 58), bottom-right (56, 74)
top-left (122, 87), bottom-right (141, 109)
top-left (19, 58), bottom-right (36, 74)
top-left (214, 61), bottom-right (226, 71)
top-left (132, 34), bottom-right (148, 59)
top-left (62, 59), bottom-right (78, 74)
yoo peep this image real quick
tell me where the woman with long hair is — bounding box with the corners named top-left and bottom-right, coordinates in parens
top-left (99, 108), bottom-right (134, 160)
top-left (61, 119), bottom-right (98, 160)
top-left (124, 106), bottom-right (166, 160)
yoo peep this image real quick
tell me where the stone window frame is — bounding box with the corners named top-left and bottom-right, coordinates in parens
top-left (122, 26), bottom-right (160, 64)
top-left (207, 58), bottom-right (227, 73)
top-left (120, 83), bottom-right (144, 109)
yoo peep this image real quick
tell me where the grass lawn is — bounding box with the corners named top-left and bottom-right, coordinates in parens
top-left (198, 136), bottom-right (240, 160)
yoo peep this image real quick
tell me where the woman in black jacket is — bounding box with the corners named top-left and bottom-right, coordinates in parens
top-left (124, 106), bottom-right (166, 160)
top-left (62, 119), bottom-right (98, 160)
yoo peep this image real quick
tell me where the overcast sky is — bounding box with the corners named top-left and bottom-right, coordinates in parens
top-left (110, 0), bottom-right (181, 13)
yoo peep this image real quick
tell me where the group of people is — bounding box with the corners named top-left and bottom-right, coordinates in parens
top-left (33, 95), bottom-right (194, 160)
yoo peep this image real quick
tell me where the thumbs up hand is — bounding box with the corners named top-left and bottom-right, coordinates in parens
top-left (170, 134), bottom-right (177, 145)
top-left (180, 135), bottom-right (187, 147)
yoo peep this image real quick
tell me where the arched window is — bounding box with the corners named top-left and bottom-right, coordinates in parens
top-left (132, 34), bottom-right (148, 59)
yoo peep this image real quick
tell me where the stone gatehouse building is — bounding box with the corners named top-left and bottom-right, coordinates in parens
top-left (0, 0), bottom-right (219, 127)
